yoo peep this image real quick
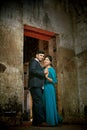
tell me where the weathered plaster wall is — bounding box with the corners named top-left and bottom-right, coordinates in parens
top-left (74, 12), bottom-right (87, 120)
top-left (57, 1), bottom-right (87, 122)
top-left (0, 1), bottom-right (24, 124)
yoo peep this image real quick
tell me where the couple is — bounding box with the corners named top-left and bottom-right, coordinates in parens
top-left (28, 50), bottom-right (62, 126)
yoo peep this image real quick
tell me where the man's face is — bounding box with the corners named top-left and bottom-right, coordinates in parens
top-left (36, 53), bottom-right (45, 62)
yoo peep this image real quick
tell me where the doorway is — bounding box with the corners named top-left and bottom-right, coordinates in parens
top-left (23, 25), bottom-right (57, 121)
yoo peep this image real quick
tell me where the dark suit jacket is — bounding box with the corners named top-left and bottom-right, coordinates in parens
top-left (28, 58), bottom-right (45, 89)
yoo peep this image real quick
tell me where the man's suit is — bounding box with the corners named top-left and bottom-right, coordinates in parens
top-left (28, 58), bottom-right (45, 89)
top-left (28, 58), bottom-right (45, 126)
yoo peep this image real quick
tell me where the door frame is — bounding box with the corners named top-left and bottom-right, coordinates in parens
top-left (23, 24), bottom-right (62, 117)
top-left (24, 24), bottom-right (55, 41)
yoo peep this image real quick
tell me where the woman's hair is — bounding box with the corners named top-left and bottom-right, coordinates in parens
top-left (45, 55), bottom-right (52, 62)
top-left (45, 55), bottom-right (52, 65)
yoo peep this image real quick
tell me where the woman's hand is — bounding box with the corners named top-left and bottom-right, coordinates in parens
top-left (44, 68), bottom-right (48, 75)
top-left (44, 68), bottom-right (49, 78)
top-left (44, 68), bottom-right (52, 82)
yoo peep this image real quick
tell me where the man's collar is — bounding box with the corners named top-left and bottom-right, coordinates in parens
top-left (35, 58), bottom-right (39, 62)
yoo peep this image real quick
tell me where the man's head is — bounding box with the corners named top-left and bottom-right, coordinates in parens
top-left (36, 50), bottom-right (45, 62)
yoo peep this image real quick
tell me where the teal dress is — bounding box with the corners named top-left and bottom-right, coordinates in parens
top-left (43, 67), bottom-right (62, 126)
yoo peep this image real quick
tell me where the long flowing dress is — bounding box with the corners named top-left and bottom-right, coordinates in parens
top-left (43, 67), bottom-right (62, 126)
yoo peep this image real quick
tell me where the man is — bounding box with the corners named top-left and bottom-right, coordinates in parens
top-left (28, 50), bottom-right (47, 126)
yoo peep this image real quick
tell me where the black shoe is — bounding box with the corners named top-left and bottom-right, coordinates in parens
top-left (38, 122), bottom-right (51, 127)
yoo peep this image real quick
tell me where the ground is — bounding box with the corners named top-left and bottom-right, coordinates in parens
top-left (1, 121), bottom-right (87, 130)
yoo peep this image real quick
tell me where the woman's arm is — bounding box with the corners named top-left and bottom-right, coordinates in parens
top-left (45, 74), bottom-right (53, 82)
top-left (44, 68), bottom-right (53, 82)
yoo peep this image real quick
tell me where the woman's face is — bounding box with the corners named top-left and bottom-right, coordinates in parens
top-left (44, 57), bottom-right (51, 67)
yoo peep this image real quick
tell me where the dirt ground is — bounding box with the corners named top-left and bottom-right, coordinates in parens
top-left (1, 122), bottom-right (87, 130)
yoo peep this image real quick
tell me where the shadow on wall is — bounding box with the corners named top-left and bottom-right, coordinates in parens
top-left (0, 63), bottom-right (6, 73)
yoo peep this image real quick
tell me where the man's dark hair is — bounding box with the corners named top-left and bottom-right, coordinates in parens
top-left (36, 50), bottom-right (45, 54)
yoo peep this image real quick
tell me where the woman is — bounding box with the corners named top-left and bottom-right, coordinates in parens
top-left (43, 55), bottom-right (62, 126)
